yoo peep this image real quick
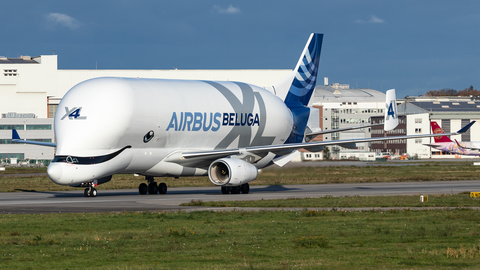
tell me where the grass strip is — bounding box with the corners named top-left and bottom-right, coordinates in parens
top-left (182, 192), bottom-right (480, 208)
top-left (2, 209), bottom-right (480, 269)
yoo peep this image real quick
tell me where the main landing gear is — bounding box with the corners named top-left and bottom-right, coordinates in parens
top-left (139, 176), bottom-right (167, 195)
top-left (84, 186), bottom-right (97, 197)
top-left (221, 183), bottom-right (250, 194)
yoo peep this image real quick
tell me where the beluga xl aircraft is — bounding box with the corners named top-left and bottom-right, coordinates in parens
top-left (12, 33), bottom-right (475, 197)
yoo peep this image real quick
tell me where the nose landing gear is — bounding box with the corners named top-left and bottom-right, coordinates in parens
top-left (139, 176), bottom-right (168, 195)
top-left (83, 180), bottom-right (98, 197)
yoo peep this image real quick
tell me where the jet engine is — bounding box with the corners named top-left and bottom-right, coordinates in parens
top-left (208, 158), bottom-right (258, 186)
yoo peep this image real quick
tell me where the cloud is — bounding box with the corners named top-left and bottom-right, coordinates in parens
top-left (213, 4), bottom-right (241, 14)
top-left (355, 15), bottom-right (385, 24)
top-left (46, 13), bottom-right (81, 30)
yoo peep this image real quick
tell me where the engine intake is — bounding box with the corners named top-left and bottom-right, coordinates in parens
top-left (208, 158), bottom-right (258, 186)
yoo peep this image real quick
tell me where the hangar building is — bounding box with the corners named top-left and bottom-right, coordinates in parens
top-left (371, 96), bottom-right (480, 159)
top-left (310, 84), bottom-right (386, 159)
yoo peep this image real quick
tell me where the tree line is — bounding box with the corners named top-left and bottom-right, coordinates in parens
top-left (425, 86), bottom-right (479, 96)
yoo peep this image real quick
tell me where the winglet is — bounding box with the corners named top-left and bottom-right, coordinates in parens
top-left (454, 139), bottom-right (461, 148)
top-left (457, 121), bottom-right (475, 134)
top-left (12, 129), bottom-right (21, 140)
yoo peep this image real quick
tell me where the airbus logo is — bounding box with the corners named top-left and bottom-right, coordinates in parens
top-left (61, 107), bottom-right (87, 120)
top-left (166, 112), bottom-right (260, 132)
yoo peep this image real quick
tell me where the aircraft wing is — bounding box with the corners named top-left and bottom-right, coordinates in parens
top-left (454, 139), bottom-right (480, 150)
top-left (11, 129), bottom-right (57, 147)
top-left (304, 122), bottom-right (384, 142)
top-left (181, 121), bottom-right (475, 163)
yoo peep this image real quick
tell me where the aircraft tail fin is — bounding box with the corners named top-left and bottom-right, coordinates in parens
top-left (274, 33), bottom-right (323, 144)
top-left (384, 89), bottom-right (398, 131)
top-left (274, 33), bottom-right (323, 106)
top-left (431, 121), bottom-right (453, 143)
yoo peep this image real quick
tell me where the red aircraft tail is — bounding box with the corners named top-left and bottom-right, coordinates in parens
top-left (430, 121), bottom-right (453, 143)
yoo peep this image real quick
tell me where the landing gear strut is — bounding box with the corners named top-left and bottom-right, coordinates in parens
top-left (139, 176), bottom-right (167, 195)
top-left (221, 183), bottom-right (250, 194)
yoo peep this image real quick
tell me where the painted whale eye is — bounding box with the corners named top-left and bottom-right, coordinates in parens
top-left (143, 130), bottom-right (154, 143)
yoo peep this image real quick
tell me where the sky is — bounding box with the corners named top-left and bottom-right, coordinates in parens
top-left (2, 0), bottom-right (480, 98)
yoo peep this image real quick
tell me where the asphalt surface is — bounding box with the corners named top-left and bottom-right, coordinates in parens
top-left (2, 180), bottom-right (480, 214)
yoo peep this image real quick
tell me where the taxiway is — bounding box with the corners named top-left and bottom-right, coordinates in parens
top-left (1, 180), bottom-right (480, 214)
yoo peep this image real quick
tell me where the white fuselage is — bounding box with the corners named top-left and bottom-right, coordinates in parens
top-left (47, 77), bottom-right (294, 186)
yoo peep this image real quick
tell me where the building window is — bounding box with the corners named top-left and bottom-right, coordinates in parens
top-left (441, 119), bottom-right (450, 133)
top-left (415, 128), bottom-right (422, 134)
top-left (461, 119), bottom-right (471, 141)
top-left (415, 138), bottom-right (422, 144)
top-left (48, 104), bottom-right (58, 118)
top-left (415, 118), bottom-right (422, 123)
top-left (26, 125), bottom-right (52, 130)
top-left (0, 125), bottom-right (24, 130)
top-left (1, 138), bottom-right (51, 144)
top-left (0, 153), bottom-right (24, 159)
top-left (3, 69), bottom-right (18, 76)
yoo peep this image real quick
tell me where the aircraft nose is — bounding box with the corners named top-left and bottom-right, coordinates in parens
top-left (47, 163), bottom-right (63, 184)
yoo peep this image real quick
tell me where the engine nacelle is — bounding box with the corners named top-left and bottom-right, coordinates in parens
top-left (208, 158), bottom-right (258, 186)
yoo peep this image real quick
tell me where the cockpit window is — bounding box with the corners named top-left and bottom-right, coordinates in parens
top-left (52, 146), bottom-right (131, 165)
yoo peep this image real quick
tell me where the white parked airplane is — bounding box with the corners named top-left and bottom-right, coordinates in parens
top-left (12, 33), bottom-right (474, 197)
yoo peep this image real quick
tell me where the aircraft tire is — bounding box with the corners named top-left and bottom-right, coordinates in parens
top-left (221, 186), bottom-right (229, 194)
top-left (139, 183), bottom-right (148, 195)
top-left (84, 188), bottom-right (90, 197)
top-left (231, 186), bottom-right (241, 194)
top-left (90, 188), bottom-right (97, 197)
top-left (148, 182), bottom-right (158, 194)
top-left (158, 183), bottom-right (167, 194)
top-left (240, 183), bottom-right (250, 194)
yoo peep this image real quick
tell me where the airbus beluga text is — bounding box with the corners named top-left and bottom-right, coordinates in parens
top-left (12, 33), bottom-right (474, 197)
